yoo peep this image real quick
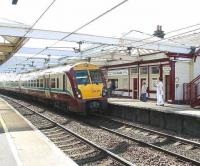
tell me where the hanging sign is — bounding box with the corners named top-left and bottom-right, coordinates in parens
top-left (108, 69), bottom-right (128, 76)
top-left (163, 66), bottom-right (171, 71)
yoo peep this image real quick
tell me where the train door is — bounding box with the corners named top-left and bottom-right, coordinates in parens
top-left (132, 78), bottom-right (138, 99)
top-left (44, 75), bottom-right (51, 98)
top-left (165, 75), bottom-right (170, 101)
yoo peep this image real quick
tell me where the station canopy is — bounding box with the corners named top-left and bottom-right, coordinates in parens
top-left (0, 21), bottom-right (200, 73)
top-left (0, 22), bottom-right (28, 65)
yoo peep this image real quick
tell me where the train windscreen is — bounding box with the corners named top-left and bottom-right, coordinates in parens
top-left (89, 70), bottom-right (103, 84)
top-left (75, 70), bottom-right (90, 85)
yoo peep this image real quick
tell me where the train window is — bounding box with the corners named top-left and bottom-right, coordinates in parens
top-left (140, 67), bottom-right (147, 74)
top-left (51, 78), bottom-right (56, 88)
top-left (31, 80), bottom-right (33, 87)
top-left (75, 70), bottom-right (89, 85)
top-left (63, 74), bottom-right (66, 91)
top-left (37, 79), bottom-right (39, 87)
top-left (57, 78), bottom-right (59, 88)
top-left (151, 66), bottom-right (159, 74)
top-left (40, 79), bottom-right (43, 87)
top-left (90, 70), bottom-right (103, 84)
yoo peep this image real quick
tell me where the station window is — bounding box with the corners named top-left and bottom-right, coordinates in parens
top-left (51, 78), bottom-right (56, 88)
top-left (108, 79), bottom-right (118, 89)
top-left (130, 67), bottom-right (138, 74)
top-left (140, 67), bottom-right (147, 74)
top-left (150, 78), bottom-right (158, 90)
top-left (151, 66), bottom-right (159, 74)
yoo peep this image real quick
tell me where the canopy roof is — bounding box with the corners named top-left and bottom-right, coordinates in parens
top-left (0, 23), bottom-right (191, 55)
top-left (0, 22), bottom-right (199, 73)
top-left (0, 22), bottom-right (28, 65)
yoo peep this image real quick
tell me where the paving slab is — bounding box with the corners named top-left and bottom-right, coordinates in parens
top-left (108, 98), bottom-right (200, 118)
top-left (0, 98), bottom-right (78, 166)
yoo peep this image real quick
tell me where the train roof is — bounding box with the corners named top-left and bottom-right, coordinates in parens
top-left (20, 62), bottom-right (98, 81)
top-left (0, 63), bottom-right (99, 81)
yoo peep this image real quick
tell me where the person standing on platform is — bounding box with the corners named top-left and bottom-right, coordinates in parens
top-left (140, 81), bottom-right (147, 102)
top-left (110, 80), bottom-right (116, 96)
top-left (156, 77), bottom-right (164, 106)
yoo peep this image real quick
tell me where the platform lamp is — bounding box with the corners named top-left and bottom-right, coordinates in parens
top-left (12, 0), bottom-right (18, 5)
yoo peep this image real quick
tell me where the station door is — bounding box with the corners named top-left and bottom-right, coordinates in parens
top-left (165, 75), bottom-right (170, 101)
top-left (132, 78), bottom-right (138, 99)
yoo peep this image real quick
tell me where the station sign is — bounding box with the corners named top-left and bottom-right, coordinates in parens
top-left (163, 66), bottom-right (171, 75)
top-left (163, 66), bottom-right (171, 71)
top-left (108, 69), bottom-right (128, 76)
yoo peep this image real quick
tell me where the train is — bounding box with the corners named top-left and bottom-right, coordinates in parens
top-left (0, 63), bottom-right (108, 114)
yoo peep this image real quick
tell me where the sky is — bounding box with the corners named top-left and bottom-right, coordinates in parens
top-left (0, 0), bottom-right (200, 72)
top-left (0, 0), bottom-right (199, 36)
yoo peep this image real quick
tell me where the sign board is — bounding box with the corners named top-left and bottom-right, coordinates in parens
top-left (163, 66), bottom-right (171, 71)
top-left (108, 69), bottom-right (128, 76)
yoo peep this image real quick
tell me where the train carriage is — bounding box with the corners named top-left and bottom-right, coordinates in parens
top-left (0, 63), bottom-right (108, 114)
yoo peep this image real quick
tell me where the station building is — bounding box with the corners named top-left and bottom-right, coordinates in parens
top-left (102, 51), bottom-right (200, 104)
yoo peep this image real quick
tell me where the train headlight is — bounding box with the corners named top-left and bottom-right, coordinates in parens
top-left (76, 89), bottom-right (82, 99)
top-left (102, 88), bottom-right (107, 97)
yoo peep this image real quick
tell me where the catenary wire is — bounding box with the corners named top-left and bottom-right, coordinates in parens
top-left (27, 0), bottom-right (129, 59)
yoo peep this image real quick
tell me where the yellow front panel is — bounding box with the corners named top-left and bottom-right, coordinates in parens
top-left (73, 63), bottom-right (98, 71)
top-left (78, 83), bottom-right (103, 99)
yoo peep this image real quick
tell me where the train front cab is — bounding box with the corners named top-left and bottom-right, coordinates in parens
top-left (72, 63), bottom-right (107, 113)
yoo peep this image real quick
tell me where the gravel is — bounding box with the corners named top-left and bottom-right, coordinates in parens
top-left (5, 97), bottom-right (197, 166)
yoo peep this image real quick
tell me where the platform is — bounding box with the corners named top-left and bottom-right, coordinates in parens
top-left (107, 98), bottom-right (200, 137)
top-left (0, 98), bottom-right (77, 166)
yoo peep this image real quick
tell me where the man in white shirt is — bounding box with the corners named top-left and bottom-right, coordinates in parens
top-left (156, 77), bottom-right (164, 106)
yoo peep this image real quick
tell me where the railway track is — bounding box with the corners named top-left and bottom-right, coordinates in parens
top-left (86, 113), bottom-right (200, 166)
top-left (2, 95), bottom-right (134, 166)
top-left (2, 95), bottom-right (198, 166)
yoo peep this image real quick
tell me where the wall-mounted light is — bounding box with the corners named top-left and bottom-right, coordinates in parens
top-left (12, 0), bottom-right (18, 5)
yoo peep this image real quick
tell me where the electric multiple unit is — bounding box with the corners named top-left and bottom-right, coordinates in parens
top-left (0, 63), bottom-right (108, 114)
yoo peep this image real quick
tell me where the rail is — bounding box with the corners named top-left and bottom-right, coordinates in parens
top-left (89, 114), bottom-right (200, 165)
top-left (1, 95), bottom-right (135, 166)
